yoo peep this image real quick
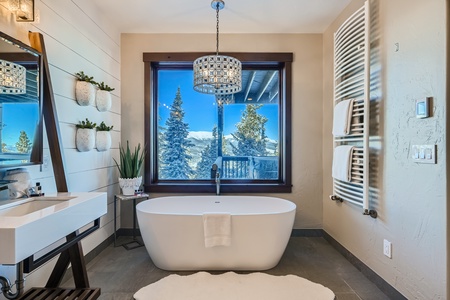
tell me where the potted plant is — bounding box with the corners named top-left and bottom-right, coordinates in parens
top-left (75, 71), bottom-right (96, 106)
top-left (113, 141), bottom-right (145, 195)
top-left (95, 81), bottom-right (115, 112)
top-left (96, 121), bottom-right (113, 152)
top-left (75, 118), bottom-right (97, 152)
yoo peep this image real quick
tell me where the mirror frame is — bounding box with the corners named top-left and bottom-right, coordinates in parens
top-left (0, 31), bottom-right (43, 168)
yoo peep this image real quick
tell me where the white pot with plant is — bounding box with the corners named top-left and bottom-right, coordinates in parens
top-left (75, 71), bottom-right (96, 106)
top-left (114, 141), bottom-right (145, 195)
top-left (96, 121), bottom-right (113, 152)
top-left (76, 118), bottom-right (97, 152)
top-left (95, 81), bottom-right (114, 112)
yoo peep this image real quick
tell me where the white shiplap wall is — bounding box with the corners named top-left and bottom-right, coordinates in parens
top-left (0, 0), bottom-right (120, 293)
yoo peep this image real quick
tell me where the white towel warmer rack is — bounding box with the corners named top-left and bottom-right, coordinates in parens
top-left (331, 1), bottom-right (377, 218)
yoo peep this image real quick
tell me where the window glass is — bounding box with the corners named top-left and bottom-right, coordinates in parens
top-left (156, 69), bottom-right (279, 181)
top-left (0, 102), bottom-right (39, 164)
top-left (144, 52), bottom-right (292, 193)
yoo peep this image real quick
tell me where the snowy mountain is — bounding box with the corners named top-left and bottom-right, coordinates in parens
top-left (188, 131), bottom-right (213, 140)
top-left (187, 131), bottom-right (278, 169)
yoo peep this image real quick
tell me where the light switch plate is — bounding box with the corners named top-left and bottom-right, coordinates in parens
top-left (416, 97), bottom-right (431, 118)
top-left (411, 144), bottom-right (436, 164)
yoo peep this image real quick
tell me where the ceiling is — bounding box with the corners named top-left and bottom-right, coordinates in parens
top-left (80, 0), bottom-right (353, 105)
top-left (234, 70), bottom-right (278, 104)
top-left (83, 0), bottom-right (352, 34)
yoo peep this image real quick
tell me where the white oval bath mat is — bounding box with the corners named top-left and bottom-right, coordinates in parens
top-left (134, 271), bottom-right (335, 300)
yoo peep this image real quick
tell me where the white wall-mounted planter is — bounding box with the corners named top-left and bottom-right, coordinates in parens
top-left (75, 81), bottom-right (95, 106)
top-left (119, 176), bottom-right (142, 195)
top-left (96, 90), bottom-right (112, 112)
top-left (76, 128), bottom-right (95, 152)
top-left (96, 131), bottom-right (111, 152)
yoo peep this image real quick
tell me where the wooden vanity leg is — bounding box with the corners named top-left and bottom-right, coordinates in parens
top-left (45, 250), bottom-right (70, 288)
top-left (45, 233), bottom-right (90, 288)
top-left (68, 241), bottom-right (90, 288)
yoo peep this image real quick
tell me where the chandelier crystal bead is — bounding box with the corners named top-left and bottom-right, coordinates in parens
top-left (193, 0), bottom-right (242, 95)
top-left (215, 93), bottom-right (235, 106)
top-left (0, 59), bottom-right (26, 94)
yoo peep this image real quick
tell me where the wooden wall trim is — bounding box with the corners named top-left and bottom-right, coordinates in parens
top-left (29, 32), bottom-right (68, 192)
top-left (143, 52), bottom-right (294, 63)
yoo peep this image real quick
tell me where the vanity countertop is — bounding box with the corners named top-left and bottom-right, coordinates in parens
top-left (0, 192), bottom-right (107, 264)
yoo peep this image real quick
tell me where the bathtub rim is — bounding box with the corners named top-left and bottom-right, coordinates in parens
top-left (136, 195), bottom-right (296, 216)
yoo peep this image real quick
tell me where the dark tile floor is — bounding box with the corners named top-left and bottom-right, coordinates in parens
top-left (69, 237), bottom-right (390, 300)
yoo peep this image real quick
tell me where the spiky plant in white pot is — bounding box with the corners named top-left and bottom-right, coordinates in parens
top-left (113, 141), bottom-right (145, 195)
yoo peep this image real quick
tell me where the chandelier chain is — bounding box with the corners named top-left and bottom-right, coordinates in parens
top-left (215, 2), bottom-right (220, 56)
top-left (192, 0), bottom-right (242, 95)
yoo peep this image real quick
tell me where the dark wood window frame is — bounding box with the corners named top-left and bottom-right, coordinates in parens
top-left (143, 52), bottom-right (293, 193)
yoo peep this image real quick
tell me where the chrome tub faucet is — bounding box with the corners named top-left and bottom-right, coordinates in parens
top-left (215, 171), bottom-right (221, 195)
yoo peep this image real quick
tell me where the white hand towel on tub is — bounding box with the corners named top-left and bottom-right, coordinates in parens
top-left (202, 213), bottom-right (231, 248)
top-left (332, 145), bottom-right (354, 182)
top-left (332, 99), bottom-right (354, 136)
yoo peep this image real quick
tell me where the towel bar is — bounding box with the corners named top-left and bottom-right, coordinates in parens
top-left (332, 0), bottom-right (377, 219)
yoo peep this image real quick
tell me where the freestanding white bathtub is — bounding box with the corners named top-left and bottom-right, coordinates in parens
top-left (136, 195), bottom-right (296, 271)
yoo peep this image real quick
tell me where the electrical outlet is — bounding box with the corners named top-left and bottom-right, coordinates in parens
top-left (383, 239), bottom-right (392, 258)
top-left (43, 155), bottom-right (50, 171)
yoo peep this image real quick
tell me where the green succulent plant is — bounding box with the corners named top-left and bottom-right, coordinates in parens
top-left (96, 121), bottom-right (114, 131)
top-left (76, 118), bottom-right (97, 129)
top-left (96, 81), bottom-right (115, 92)
top-left (75, 71), bottom-right (96, 84)
top-left (113, 141), bottom-right (146, 179)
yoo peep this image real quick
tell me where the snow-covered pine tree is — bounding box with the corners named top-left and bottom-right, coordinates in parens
top-left (159, 87), bottom-right (194, 179)
top-left (195, 125), bottom-right (219, 179)
top-left (15, 131), bottom-right (32, 153)
top-left (230, 104), bottom-right (268, 157)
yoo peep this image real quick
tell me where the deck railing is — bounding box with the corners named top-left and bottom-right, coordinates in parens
top-left (212, 156), bottom-right (278, 180)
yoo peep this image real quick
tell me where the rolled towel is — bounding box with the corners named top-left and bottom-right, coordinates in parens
top-left (332, 145), bottom-right (354, 182)
top-left (332, 99), bottom-right (354, 136)
top-left (202, 213), bottom-right (231, 248)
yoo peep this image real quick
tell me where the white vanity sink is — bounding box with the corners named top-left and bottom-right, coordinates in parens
top-left (0, 192), bottom-right (107, 264)
top-left (0, 198), bottom-right (72, 217)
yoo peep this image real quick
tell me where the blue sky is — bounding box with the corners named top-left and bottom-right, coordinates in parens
top-left (2, 103), bottom-right (38, 147)
top-left (158, 70), bottom-right (279, 140)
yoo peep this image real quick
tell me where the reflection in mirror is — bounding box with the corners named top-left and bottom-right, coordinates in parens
top-left (0, 32), bottom-right (42, 167)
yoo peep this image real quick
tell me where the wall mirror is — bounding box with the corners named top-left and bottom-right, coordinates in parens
top-left (0, 31), bottom-right (43, 167)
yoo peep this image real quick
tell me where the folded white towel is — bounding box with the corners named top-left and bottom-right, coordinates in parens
top-left (332, 99), bottom-right (354, 136)
top-left (332, 145), bottom-right (354, 182)
top-left (202, 213), bottom-right (231, 248)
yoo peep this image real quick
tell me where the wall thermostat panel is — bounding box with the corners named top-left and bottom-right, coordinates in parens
top-left (416, 98), bottom-right (430, 118)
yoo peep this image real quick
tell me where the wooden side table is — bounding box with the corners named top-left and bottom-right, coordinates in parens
top-left (114, 193), bottom-right (149, 250)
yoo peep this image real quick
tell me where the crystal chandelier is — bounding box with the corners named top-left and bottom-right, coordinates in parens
top-left (193, 0), bottom-right (242, 95)
top-left (0, 59), bottom-right (26, 94)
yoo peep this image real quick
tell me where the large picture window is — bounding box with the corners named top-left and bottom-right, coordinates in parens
top-left (144, 53), bottom-right (292, 193)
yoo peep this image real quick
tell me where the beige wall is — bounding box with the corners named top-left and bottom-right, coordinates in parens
top-left (0, 0), bottom-right (121, 295)
top-left (0, 0), bottom-right (446, 298)
top-left (323, 0), bottom-right (447, 298)
top-left (121, 33), bottom-right (324, 229)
